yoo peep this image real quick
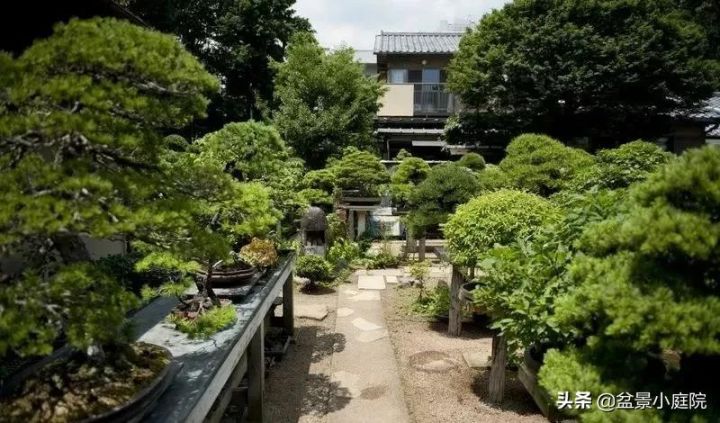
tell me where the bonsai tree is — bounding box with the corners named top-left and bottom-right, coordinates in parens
top-left (389, 156), bottom-right (431, 209)
top-left (328, 147), bottom-right (390, 197)
top-left (498, 134), bottom-right (594, 196)
top-left (444, 189), bottom-right (560, 268)
top-left (539, 147), bottom-right (720, 422)
top-left (0, 18), bottom-right (219, 420)
top-left (457, 152), bottom-right (486, 172)
top-left (195, 121), bottom-right (306, 229)
top-left (569, 140), bottom-right (675, 191)
top-left (295, 255), bottom-right (333, 290)
top-left (405, 163), bottom-right (481, 259)
top-left (476, 164), bottom-right (511, 192)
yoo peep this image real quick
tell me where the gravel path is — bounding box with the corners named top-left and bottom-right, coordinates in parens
top-left (382, 284), bottom-right (546, 423)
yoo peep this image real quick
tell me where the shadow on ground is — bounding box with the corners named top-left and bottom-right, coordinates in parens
top-left (266, 324), bottom-right (350, 422)
top-left (472, 369), bottom-right (541, 415)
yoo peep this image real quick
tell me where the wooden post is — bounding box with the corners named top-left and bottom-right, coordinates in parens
top-left (283, 272), bottom-right (294, 338)
top-left (448, 265), bottom-right (464, 336)
top-left (418, 237), bottom-right (426, 261)
top-left (488, 334), bottom-right (507, 404)
top-left (247, 323), bottom-right (265, 423)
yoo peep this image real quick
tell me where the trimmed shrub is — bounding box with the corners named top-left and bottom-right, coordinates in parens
top-left (539, 146), bottom-right (720, 422)
top-left (476, 164), bottom-right (511, 192)
top-left (326, 239), bottom-right (362, 269)
top-left (499, 134), bottom-right (594, 196)
top-left (390, 157), bottom-right (431, 207)
top-left (457, 152), bottom-right (486, 172)
top-left (296, 255), bottom-right (333, 283)
top-left (406, 163), bottom-right (480, 236)
top-left (444, 189), bottom-right (560, 266)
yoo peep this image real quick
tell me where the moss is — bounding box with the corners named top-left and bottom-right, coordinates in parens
top-left (168, 303), bottom-right (237, 339)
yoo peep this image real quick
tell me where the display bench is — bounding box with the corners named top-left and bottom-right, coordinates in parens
top-left (131, 253), bottom-right (295, 423)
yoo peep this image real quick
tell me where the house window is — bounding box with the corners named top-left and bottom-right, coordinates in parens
top-left (388, 69), bottom-right (408, 84)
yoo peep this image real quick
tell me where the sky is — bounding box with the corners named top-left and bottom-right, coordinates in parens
top-left (293, 0), bottom-right (511, 50)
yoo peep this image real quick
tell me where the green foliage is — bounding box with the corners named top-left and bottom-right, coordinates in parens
top-left (0, 18), bottom-right (217, 357)
top-left (457, 153), bottom-right (486, 172)
top-left (367, 249), bottom-right (400, 270)
top-left (195, 121), bottom-right (305, 225)
top-left (394, 149), bottom-right (412, 160)
top-left (412, 284), bottom-right (451, 317)
top-left (326, 213), bottom-right (348, 247)
top-left (406, 164), bottom-right (480, 235)
top-left (127, 0), bottom-right (311, 130)
top-left (445, 189), bottom-right (560, 266)
top-left (570, 140), bottom-right (675, 191)
top-left (408, 260), bottom-right (431, 286)
top-left (272, 33), bottom-right (385, 168)
top-left (296, 255), bottom-right (333, 283)
top-left (448, 0), bottom-right (720, 144)
top-left (390, 157), bottom-right (431, 208)
top-left (476, 165), bottom-right (511, 192)
top-left (499, 134), bottom-right (595, 196)
top-left (329, 147), bottom-right (390, 196)
top-left (168, 303), bottom-right (237, 339)
top-left (326, 240), bottom-right (362, 269)
top-left (540, 147), bottom-right (720, 422)
top-left (239, 238), bottom-right (279, 269)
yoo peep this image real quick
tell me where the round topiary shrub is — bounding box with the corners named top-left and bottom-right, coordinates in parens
top-left (457, 152), bottom-right (486, 172)
top-left (499, 133), bottom-right (594, 196)
top-left (444, 189), bottom-right (561, 266)
top-left (296, 255), bottom-right (333, 284)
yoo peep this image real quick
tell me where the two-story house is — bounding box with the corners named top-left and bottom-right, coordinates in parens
top-left (373, 32), bottom-right (472, 162)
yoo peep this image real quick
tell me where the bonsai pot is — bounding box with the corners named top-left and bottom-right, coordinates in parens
top-left (196, 262), bottom-right (258, 287)
top-left (2, 343), bottom-right (181, 423)
top-left (460, 280), bottom-right (488, 316)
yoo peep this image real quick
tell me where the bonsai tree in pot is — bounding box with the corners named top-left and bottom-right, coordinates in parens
top-left (539, 147), bottom-right (720, 422)
top-left (295, 255), bottom-right (333, 291)
top-left (0, 18), bottom-right (218, 420)
top-left (406, 163), bottom-right (480, 260)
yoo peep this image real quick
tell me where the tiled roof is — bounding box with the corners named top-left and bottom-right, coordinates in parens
top-left (374, 32), bottom-right (463, 54)
top-left (697, 94), bottom-right (720, 121)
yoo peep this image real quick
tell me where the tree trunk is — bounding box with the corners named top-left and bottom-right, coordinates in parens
top-left (488, 334), bottom-right (507, 404)
top-left (418, 237), bottom-right (426, 261)
top-left (448, 265), bottom-right (464, 336)
top-left (52, 233), bottom-right (91, 263)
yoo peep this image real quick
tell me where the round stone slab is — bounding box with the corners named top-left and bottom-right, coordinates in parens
top-left (408, 351), bottom-right (459, 373)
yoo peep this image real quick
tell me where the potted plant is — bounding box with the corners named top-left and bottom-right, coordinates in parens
top-left (295, 255), bottom-right (333, 291)
top-left (0, 18), bottom-right (218, 421)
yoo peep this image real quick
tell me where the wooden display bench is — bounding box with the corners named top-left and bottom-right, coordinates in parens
top-left (132, 253), bottom-right (295, 423)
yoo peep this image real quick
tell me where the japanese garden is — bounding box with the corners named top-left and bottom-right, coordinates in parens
top-left (0, 0), bottom-right (718, 422)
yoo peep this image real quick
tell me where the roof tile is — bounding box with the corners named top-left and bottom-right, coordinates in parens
top-left (374, 32), bottom-right (463, 54)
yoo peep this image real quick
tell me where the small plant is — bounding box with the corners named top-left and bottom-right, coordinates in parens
top-left (412, 283), bottom-right (451, 317)
top-left (457, 152), bottom-right (486, 172)
top-left (239, 238), bottom-right (279, 269)
top-left (367, 244), bottom-right (400, 269)
top-left (327, 239), bottom-right (362, 269)
top-left (408, 260), bottom-right (431, 288)
top-left (296, 255), bottom-right (333, 288)
top-left (169, 302), bottom-right (237, 339)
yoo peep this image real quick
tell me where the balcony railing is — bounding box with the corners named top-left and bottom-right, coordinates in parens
top-left (413, 83), bottom-right (458, 115)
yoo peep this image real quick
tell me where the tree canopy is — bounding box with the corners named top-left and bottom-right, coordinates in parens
top-left (389, 157), bottom-right (431, 208)
top-left (126, 0), bottom-right (311, 132)
top-left (0, 18), bottom-right (219, 356)
top-left (329, 147), bottom-right (390, 197)
top-left (447, 0), bottom-right (720, 147)
top-left (272, 32), bottom-right (384, 169)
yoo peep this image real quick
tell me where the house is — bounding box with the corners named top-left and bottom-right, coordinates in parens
top-left (373, 31), bottom-right (472, 161)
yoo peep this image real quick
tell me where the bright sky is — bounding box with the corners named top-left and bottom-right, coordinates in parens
top-left (294, 0), bottom-right (511, 50)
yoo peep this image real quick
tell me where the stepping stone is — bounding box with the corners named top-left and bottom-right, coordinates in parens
top-left (368, 269), bottom-right (403, 277)
top-left (463, 351), bottom-right (492, 369)
top-left (343, 289), bottom-right (358, 296)
top-left (409, 351), bottom-right (459, 373)
top-left (351, 317), bottom-right (383, 331)
top-left (358, 275), bottom-right (386, 290)
top-left (337, 307), bottom-right (355, 317)
top-left (356, 329), bottom-right (389, 343)
top-left (348, 291), bottom-right (381, 302)
top-left (332, 370), bottom-right (362, 398)
top-left (385, 276), bottom-right (398, 284)
top-left (295, 304), bottom-right (329, 321)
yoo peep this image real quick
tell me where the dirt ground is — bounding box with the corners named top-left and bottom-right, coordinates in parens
top-left (382, 284), bottom-right (546, 423)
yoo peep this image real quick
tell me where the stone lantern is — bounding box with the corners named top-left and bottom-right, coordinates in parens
top-left (300, 206), bottom-right (328, 256)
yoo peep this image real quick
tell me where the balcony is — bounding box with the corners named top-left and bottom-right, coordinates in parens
top-left (378, 83), bottom-right (459, 117)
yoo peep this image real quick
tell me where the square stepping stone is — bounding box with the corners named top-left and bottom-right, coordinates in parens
top-left (358, 275), bottom-right (386, 290)
top-left (337, 307), bottom-right (355, 317)
top-left (348, 291), bottom-right (381, 302)
top-left (351, 317), bottom-right (383, 331)
top-left (295, 304), bottom-right (329, 321)
top-left (463, 351), bottom-right (492, 369)
top-left (385, 275), bottom-right (398, 284)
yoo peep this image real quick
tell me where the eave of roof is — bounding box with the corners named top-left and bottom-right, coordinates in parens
top-left (374, 32), bottom-right (463, 55)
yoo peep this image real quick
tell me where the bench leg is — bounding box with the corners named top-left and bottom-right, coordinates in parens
top-left (247, 323), bottom-right (265, 423)
top-left (282, 272), bottom-right (295, 338)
